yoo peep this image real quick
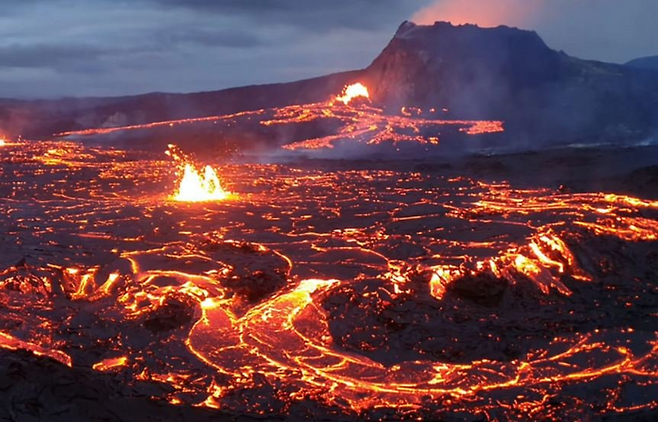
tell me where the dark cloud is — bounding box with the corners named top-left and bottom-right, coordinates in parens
top-left (0, 44), bottom-right (107, 72)
top-left (0, 0), bottom-right (70, 16)
top-left (156, 28), bottom-right (266, 48)
top-left (0, 0), bottom-right (429, 97)
top-left (0, 0), bottom-right (655, 98)
top-left (150, 0), bottom-right (431, 31)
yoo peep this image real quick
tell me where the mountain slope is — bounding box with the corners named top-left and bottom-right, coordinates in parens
top-left (361, 22), bottom-right (658, 147)
top-left (626, 55), bottom-right (658, 70)
top-left (0, 71), bottom-right (363, 139)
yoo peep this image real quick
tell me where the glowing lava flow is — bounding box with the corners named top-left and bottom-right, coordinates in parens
top-left (2, 141), bottom-right (658, 420)
top-left (0, 138), bottom-right (6, 146)
top-left (335, 83), bottom-right (370, 105)
top-left (53, 82), bottom-right (504, 154)
top-left (173, 163), bottom-right (229, 202)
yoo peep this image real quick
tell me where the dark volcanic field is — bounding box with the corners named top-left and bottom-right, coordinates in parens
top-left (0, 140), bottom-right (657, 421)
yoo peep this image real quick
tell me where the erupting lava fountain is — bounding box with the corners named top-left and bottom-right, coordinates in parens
top-left (173, 163), bottom-right (229, 202)
top-left (335, 83), bottom-right (370, 105)
top-left (167, 145), bottom-right (230, 202)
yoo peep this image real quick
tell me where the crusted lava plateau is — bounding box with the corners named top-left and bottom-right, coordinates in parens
top-left (0, 138), bottom-right (657, 421)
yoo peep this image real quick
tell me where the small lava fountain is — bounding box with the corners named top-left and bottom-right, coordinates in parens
top-left (173, 163), bottom-right (229, 202)
top-left (335, 82), bottom-right (370, 105)
top-left (167, 144), bottom-right (230, 202)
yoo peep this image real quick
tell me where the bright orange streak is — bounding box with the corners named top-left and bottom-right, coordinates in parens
top-left (0, 332), bottom-right (72, 367)
top-left (530, 242), bottom-right (564, 273)
top-left (93, 356), bottom-right (128, 372)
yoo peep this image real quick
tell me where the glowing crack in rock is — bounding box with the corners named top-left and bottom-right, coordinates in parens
top-left (335, 83), bottom-right (370, 105)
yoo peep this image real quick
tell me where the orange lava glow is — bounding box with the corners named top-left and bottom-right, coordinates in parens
top-left (166, 144), bottom-right (230, 202)
top-left (266, 102), bottom-right (503, 151)
top-left (0, 332), bottom-right (72, 367)
top-left (54, 85), bottom-right (504, 153)
top-left (173, 163), bottom-right (229, 202)
top-left (2, 141), bottom-right (657, 419)
top-left (92, 356), bottom-right (128, 372)
top-left (335, 83), bottom-right (370, 105)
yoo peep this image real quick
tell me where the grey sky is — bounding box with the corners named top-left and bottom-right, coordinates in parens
top-left (0, 0), bottom-right (656, 98)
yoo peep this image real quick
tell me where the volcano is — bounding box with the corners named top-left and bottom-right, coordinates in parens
top-left (1, 20), bottom-right (658, 422)
top-left (2, 21), bottom-right (658, 152)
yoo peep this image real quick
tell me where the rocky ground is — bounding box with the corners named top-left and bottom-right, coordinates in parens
top-left (1, 141), bottom-right (657, 421)
top-left (0, 349), bottom-right (266, 422)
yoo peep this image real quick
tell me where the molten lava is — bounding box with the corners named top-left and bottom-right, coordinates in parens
top-left (173, 163), bottom-right (229, 202)
top-left (4, 104), bottom-right (658, 419)
top-left (54, 82), bottom-right (504, 154)
top-left (3, 140), bottom-right (657, 420)
top-left (335, 82), bottom-right (370, 105)
top-left (0, 138), bottom-right (6, 147)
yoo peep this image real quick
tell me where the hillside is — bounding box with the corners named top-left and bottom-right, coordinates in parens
top-left (627, 55), bottom-right (658, 70)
